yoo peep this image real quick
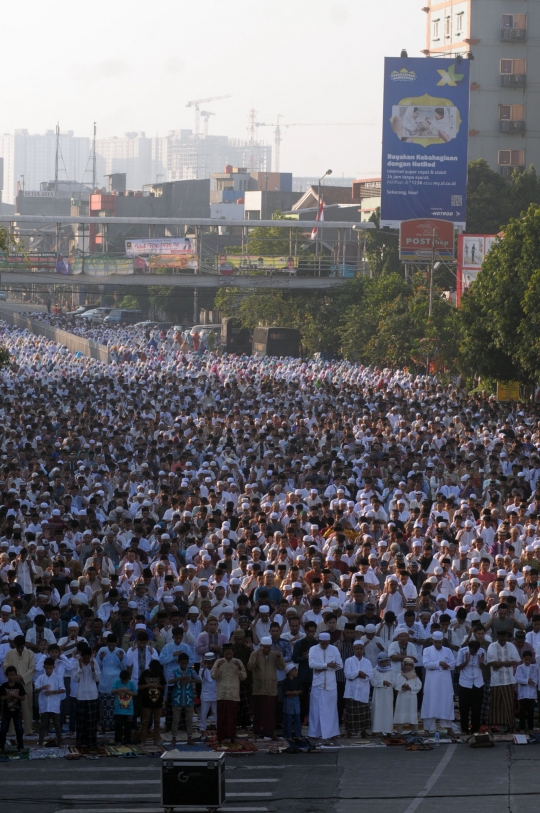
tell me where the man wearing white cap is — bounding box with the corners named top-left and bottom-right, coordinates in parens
top-left (421, 630), bottom-right (456, 735)
top-left (308, 632), bottom-right (343, 742)
top-left (0, 605), bottom-right (22, 640)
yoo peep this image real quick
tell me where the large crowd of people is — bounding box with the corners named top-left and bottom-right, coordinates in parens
top-left (1, 315), bottom-right (540, 756)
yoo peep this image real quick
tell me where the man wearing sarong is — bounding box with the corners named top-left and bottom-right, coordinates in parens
top-left (211, 643), bottom-right (247, 745)
top-left (487, 629), bottom-right (520, 733)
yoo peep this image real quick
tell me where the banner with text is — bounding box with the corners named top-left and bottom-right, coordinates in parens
top-left (456, 233), bottom-right (498, 304)
top-left (125, 238), bottom-right (195, 257)
top-left (381, 56), bottom-right (470, 229)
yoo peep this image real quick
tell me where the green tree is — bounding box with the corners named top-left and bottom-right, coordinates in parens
top-left (340, 272), bottom-right (458, 370)
top-left (365, 209), bottom-right (401, 277)
top-left (0, 346), bottom-right (10, 371)
top-left (246, 223), bottom-right (291, 257)
top-left (466, 160), bottom-right (540, 236)
top-left (118, 295), bottom-right (139, 309)
top-left (0, 227), bottom-right (9, 252)
top-left (458, 203), bottom-right (540, 383)
top-left (466, 159), bottom-right (513, 234)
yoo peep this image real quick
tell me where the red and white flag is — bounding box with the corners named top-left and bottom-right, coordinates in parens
top-left (311, 198), bottom-right (324, 239)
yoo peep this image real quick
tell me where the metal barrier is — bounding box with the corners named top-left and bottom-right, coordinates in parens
top-left (0, 308), bottom-right (111, 363)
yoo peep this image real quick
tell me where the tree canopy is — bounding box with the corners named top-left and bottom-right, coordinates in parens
top-left (466, 160), bottom-right (540, 235)
top-left (459, 203), bottom-right (540, 384)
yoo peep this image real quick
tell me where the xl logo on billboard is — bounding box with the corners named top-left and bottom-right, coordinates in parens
top-left (390, 68), bottom-right (417, 82)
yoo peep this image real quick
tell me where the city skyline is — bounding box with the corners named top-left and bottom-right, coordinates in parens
top-left (0, 0), bottom-right (424, 179)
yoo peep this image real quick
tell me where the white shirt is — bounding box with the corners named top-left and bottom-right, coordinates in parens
top-left (0, 619), bottom-right (23, 639)
top-left (456, 646), bottom-right (484, 688)
top-left (72, 659), bottom-right (101, 700)
top-left (25, 627), bottom-right (57, 646)
top-left (308, 644), bottom-right (343, 691)
top-left (487, 641), bottom-right (520, 686)
top-left (35, 671), bottom-right (66, 713)
top-left (343, 655), bottom-right (373, 702)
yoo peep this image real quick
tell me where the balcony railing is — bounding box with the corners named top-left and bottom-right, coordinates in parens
top-left (499, 165), bottom-right (523, 177)
top-left (501, 73), bottom-right (526, 87)
top-left (499, 120), bottom-right (526, 133)
top-left (501, 28), bottom-right (527, 42)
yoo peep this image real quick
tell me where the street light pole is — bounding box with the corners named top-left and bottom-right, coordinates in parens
top-left (316, 168), bottom-right (332, 275)
top-left (426, 227), bottom-right (437, 374)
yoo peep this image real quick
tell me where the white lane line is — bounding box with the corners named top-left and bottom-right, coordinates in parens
top-left (4, 778), bottom-right (277, 786)
top-left (61, 794), bottom-right (273, 800)
top-left (402, 744), bottom-right (457, 813)
top-left (62, 796), bottom-right (158, 801)
top-left (227, 793), bottom-right (274, 798)
top-left (54, 808), bottom-right (269, 813)
top-left (2, 780), bottom-right (160, 786)
top-left (226, 779), bottom-right (279, 783)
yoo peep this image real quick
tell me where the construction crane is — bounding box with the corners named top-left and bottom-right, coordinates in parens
top-left (255, 119), bottom-right (375, 172)
top-left (199, 111), bottom-right (215, 137)
top-left (186, 95), bottom-right (231, 136)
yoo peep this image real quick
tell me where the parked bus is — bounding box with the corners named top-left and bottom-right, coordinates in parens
top-left (252, 326), bottom-right (301, 358)
top-left (221, 318), bottom-right (252, 355)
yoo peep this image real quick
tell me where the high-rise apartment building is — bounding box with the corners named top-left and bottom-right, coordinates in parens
top-left (0, 129), bottom-right (92, 204)
top-left (95, 132), bottom-right (152, 191)
top-left (0, 128), bottom-right (272, 204)
top-left (424, 1), bottom-right (540, 175)
top-left (164, 131), bottom-right (271, 181)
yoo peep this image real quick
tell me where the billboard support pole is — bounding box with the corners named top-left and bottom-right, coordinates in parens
top-left (426, 228), bottom-right (436, 374)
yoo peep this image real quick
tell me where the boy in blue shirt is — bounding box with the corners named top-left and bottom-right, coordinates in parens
top-left (111, 669), bottom-right (138, 745)
top-left (282, 663), bottom-right (302, 740)
top-left (170, 653), bottom-right (200, 747)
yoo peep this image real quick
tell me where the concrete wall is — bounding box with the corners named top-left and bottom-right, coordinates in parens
top-left (0, 308), bottom-right (110, 363)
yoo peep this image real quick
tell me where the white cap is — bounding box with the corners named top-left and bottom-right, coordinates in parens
top-left (319, 632), bottom-right (331, 641)
top-left (260, 636), bottom-right (272, 646)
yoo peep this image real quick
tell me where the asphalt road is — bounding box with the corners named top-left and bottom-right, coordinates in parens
top-left (0, 300), bottom-right (46, 312)
top-left (0, 743), bottom-right (539, 813)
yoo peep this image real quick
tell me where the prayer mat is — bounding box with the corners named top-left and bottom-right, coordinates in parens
top-left (0, 749), bottom-right (29, 760)
top-left (104, 745), bottom-right (146, 757)
top-left (66, 746), bottom-right (109, 756)
top-left (29, 747), bottom-right (69, 760)
top-left (163, 743), bottom-right (211, 752)
top-left (210, 740), bottom-right (258, 753)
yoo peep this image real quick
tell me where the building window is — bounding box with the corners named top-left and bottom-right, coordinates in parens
top-left (432, 18), bottom-right (440, 40)
top-left (455, 13), bottom-right (464, 34)
top-left (501, 14), bottom-right (527, 30)
top-left (498, 150), bottom-right (524, 166)
top-left (445, 16), bottom-right (451, 38)
top-left (499, 104), bottom-right (524, 120)
top-left (500, 58), bottom-right (526, 75)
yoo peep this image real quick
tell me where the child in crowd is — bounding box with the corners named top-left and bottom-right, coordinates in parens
top-left (111, 669), bottom-right (138, 745)
top-left (0, 665), bottom-right (27, 752)
top-left (199, 652), bottom-right (217, 736)
top-left (35, 656), bottom-right (66, 746)
top-left (170, 652), bottom-right (200, 747)
top-left (282, 663), bottom-right (303, 740)
top-left (394, 658), bottom-right (422, 735)
top-left (516, 651), bottom-right (539, 734)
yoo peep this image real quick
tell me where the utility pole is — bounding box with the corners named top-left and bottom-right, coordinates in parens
top-left (92, 122), bottom-right (97, 190)
top-left (426, 227), bottom-right (437, 375)
top-left (55, 123), bottom-right (60, 185)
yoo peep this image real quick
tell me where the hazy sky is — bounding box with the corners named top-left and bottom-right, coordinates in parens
top-left (3, 0), bottom-right (424, 178)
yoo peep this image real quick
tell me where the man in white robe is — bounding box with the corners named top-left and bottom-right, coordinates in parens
top-left (308, 632), bottom-right (343, 741)
top-left (421, 630), bottom-right (456, 733)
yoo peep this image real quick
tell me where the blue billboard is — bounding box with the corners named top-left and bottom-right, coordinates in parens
top-left (380, 57), bottom-right (470, 228)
